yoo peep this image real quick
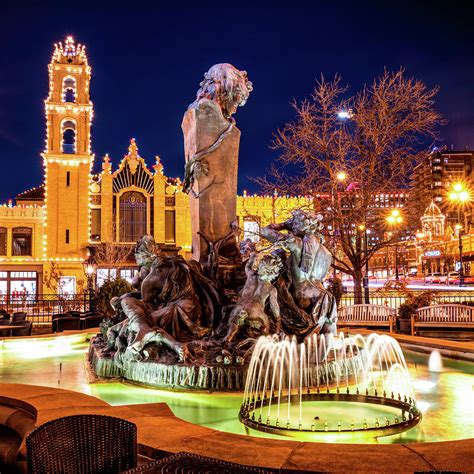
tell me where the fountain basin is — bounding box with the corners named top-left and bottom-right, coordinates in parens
top-left (240, 392), bottom-right (421, 437)
top-left (88, 341), bottom-right (246, 391)
top-left (241, 332), bottom-right (420, 438)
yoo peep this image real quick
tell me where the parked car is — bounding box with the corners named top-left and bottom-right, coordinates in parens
top-left (440, 272), bottom-right (460, 285)
top-left (462, 275), bottom-right (474, 285)
top-left (425, 272), bottom-right (442, 284)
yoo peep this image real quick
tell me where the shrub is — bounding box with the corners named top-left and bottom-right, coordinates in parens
top-left (95, 277), bottom-right (134, 317)
top-left (398, 291), bottom-right (436, 319)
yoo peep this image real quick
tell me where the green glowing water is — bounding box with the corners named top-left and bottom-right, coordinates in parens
top-left (0, 338), bottom-right (472, 444)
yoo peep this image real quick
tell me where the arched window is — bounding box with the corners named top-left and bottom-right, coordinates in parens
top-left (63, 77), bottom-right (76, 103)
top-left (12, 227), bottom-right (32, 256)
top-left (119, 192), bottom-right (147, 242)
top-left (62, 120), bottom-right (76, 154)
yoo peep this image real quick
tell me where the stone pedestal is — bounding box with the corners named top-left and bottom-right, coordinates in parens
top-left (182, 99), bottom-right (241, 262)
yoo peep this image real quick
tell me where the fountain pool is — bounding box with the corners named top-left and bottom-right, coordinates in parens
top-left (0, 334), bottom-right (472, 444)
top-left (240, 333), bottom-right (421, 437)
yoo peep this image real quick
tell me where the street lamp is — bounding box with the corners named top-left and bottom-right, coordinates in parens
top-left (82, 252), bottom-right (97, 311)
top-left (331, 171), bottom-right (347, 279)
top-left (337, 109), bottom-right (354, 120)
top-left (448, 182), bottom-right (471, 287)
top-left (386, 209), bottom-right (403, 281)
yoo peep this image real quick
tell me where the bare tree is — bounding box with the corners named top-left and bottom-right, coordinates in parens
top-left (43, 262), bottom-right (86, 311)
top-left (92, 241), bottom-right (134, 271)
top-left (256, 70), bottom-right (443, 303)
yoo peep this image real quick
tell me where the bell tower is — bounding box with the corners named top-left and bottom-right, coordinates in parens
top-left (43, 36), bottom-right (94, 261)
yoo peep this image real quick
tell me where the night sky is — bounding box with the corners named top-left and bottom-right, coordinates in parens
top-left (0, 2), bottom-right (473, 203)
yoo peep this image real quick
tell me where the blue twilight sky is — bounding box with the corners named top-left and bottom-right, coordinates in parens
top-left (0, 1), bottom-right (473, 202)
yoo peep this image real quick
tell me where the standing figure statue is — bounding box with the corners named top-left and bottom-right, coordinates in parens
top-left (182, 63), bottom-right (253, 263)
top-left (261, 210), bottom-right (337, 335)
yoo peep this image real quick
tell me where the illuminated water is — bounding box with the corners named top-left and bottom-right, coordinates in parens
top-left (241, 333), bottom-right (418, 435)
top-left (0, 336), bottom-right (472, 444)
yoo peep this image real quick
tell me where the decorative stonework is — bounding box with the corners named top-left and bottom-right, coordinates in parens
top-left (112, 139), bottom-right (154, 195)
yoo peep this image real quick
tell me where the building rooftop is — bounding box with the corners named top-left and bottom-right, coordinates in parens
top-left (16, 185), bottom-right (45, 203)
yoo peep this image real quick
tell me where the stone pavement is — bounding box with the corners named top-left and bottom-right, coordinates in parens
top-left (1, 383), bottom-right (473, 473)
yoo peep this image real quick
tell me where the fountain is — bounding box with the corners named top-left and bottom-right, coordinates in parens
top-left (239, 332), bottom-right (422, 437)
top-left (428, 350), bottom-right (443, 372)
top-left (88, 62), bottom-right (419, 447)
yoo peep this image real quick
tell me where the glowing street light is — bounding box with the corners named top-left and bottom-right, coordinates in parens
top-left (386, 209), bottom-right (404, 281)
top-left (337, 109), bottom-right (354, 120)
top-left (82, 249), bottom-right (97, 311)
top-left (386, 209), bottom-right (403, 225)
top-left (337, 171), bottom-right (347, 182)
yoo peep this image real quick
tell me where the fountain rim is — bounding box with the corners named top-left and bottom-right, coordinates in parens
top-left (239, 391), bottom-right (422, 436)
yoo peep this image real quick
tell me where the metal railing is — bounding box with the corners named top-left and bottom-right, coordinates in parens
top-left (341, 291), bottom-right (474, 310)
top-left (0, 293), bottom-right (93, 325)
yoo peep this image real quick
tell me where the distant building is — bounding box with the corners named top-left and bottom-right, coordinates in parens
top-left (411, 148), bottom-right (474, 226)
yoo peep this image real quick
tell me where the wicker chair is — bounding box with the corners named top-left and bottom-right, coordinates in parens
top-left (0, 320), bottom-right (11, 337)
top-left (12, 312), bottom-right (27, 323)
top-left (55, 316), bottom-right (81, 332)
top-left (11, 320), bottom-right (33, 336)
top-left (26, 414), bottom-right (137, 474)
top-left (81, 314), bottom-right (104, 329)
top-left (122, 452), bottom-right (275, 473)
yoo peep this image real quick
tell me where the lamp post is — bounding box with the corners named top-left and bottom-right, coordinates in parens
top-left (331, 171), bottom-right (347, 279)
top-left (449, 183), bottom-right (470, 287)
top-left (386, 209), bottom-right (403, 281)
top-left (82, 252), bottom-right (97, 312)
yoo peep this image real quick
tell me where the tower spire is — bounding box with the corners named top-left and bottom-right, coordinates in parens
top-left (52, 35), bottom-right (88, 65)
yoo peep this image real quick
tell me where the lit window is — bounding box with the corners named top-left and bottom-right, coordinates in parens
top-left (0, 228), bottom-right (6, 256)
top-left (119, 192), bottom-right (147, 242)
top-left (12, 227), bottom-right (32, 256)
top-left (243, 219), bottom-right (260, 242)
top-left (119, 269), bottom-right (134, 283)
top-left (165, 210), bottom-right (175, 243)
top-left (96, 268), bottom-right (117, 287)
top-left (91, 209), bottom-right (101, 240)
top-left (59, 276), bottom-right (76, 295)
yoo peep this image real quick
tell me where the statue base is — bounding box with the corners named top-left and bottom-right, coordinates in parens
top-left (88, 337), bottom-right (247, 391)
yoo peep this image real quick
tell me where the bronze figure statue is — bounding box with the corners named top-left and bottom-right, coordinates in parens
top-left (261, 210), bottom-right (338, 335)
top-left (223, 252), bottom-right (282, 343)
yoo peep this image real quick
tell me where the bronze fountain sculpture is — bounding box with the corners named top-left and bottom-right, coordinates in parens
top-left (89, 64), bottom-right (338, 390)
